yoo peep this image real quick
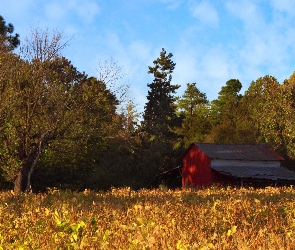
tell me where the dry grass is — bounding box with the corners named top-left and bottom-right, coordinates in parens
top-left (0, 186), bottom-right (295, 249)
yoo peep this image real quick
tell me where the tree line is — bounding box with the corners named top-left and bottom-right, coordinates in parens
top-left (1, 15), bottom-right (295, 192)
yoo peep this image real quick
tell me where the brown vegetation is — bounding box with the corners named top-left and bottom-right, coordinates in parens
top-left (0, 187), bottom-right (295, 249)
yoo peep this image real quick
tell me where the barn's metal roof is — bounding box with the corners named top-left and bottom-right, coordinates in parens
top-left (194, 143), bottom-right (284, 161)
top-left (211, 165), bottom-right (295, 181)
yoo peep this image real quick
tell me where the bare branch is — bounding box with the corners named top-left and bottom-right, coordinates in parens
top-left (20, 27), bottom-right (72, 62)
top-left (96, 58), bottom-right (130, 104)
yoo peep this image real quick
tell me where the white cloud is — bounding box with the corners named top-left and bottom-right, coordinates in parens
top-left (44, 0), bottom-right (100, 24)
top-left (190, 1), bottom-right (219, 27)
top-left (3, 0), bottom-right (295, 107)
top-left (202, 54), bottom-right (229, 80)
top-left (128, 40), bottom-right (153, 63)
top-left (224, 0), bottom-right (295, 86)
top-left (71, 0), bottom-right (100, 23)
top-left (225, 1), bottom-right (266, 32)
top-left (173, 45), bottom-right (200, 84)
top-left (91, 31), bottom-right (156, 110)
top-left (271, 0), bottom-right (295, 14)
top-left (160, 0), bottom-right (183, 10)
top-left (172, 40), bottom-right (241, 100)
top-left (1, 0), bottom-right (35, 19)
top-left (45, 2), bottom-right (67, 21)
top-left (197, 48), bottom-right (240, 99)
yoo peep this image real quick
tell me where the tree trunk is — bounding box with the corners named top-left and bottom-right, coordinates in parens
top-left (14, 132), bottom-right (48, 193)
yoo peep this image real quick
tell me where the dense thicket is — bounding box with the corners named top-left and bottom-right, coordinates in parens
top-left (1, 15), bottom-right (295, 192)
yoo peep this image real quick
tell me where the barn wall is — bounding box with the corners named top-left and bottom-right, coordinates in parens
top-left (212, 170), bottom-right (239, 185)
top-left (182, 144), bottom-right (213, 187)
top-left (211, 159), bottom-right (281, 167)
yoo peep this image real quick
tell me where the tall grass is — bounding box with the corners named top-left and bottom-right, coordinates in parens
top-left (0, 186), bottom-right (294, 249)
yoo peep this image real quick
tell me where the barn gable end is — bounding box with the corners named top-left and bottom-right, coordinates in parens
top-left (182, 144), bottom-right (212, 187)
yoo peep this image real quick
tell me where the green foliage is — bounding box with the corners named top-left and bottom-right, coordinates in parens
top-left (0, 15), bottom-right (20, 51)
top-left (119, 100), bottom-right (139, 133)
top-left (205, 79), bottom-right (243, 143)
top-left (210, 79), bottom-right (242, 125)
top-left (175, 83), bottom-right (211, 147)
top-left (3, 20), bottom-right (295, 193)
top-left (143, 48), bottom-right (180, 137)
top-left (0, 51), bottom-right (87, 188)
top-left (203, 74), bottom-right (295, 161)
top-left (245, 75), bottom-right (295, 159)
top-left (0, 28), bottom-right (124, 191)
top-left (177, 83), bottom-right (208, 116)
top-left (141, 48), bottom-right (181, 175)
top-left (33, 128), bottom-right (150, 192)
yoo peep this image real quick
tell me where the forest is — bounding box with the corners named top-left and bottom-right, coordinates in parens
top-left (1, 15), bottom-right (295, 193)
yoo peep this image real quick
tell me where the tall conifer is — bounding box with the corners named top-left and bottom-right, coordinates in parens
top-left (141, 48), bottom-right (181, 176)
top-left (143, 48), bottom-right (179, 139)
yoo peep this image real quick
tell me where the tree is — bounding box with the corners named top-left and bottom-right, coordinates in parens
top-left (119, 100), bottom-right (139, 133)
top-left (175, 83), bottom-right (211, 147)
top-left (0, 15), bottom-right (20, 51)
top-left (96, 58), bottom-right (129, 105)
top-left (210, 79), bottom-right (242, 124)
top-left (245, 75), bottom-right (295, 159)
top-left (143, 48), bottom-right (180, 138)
top-left (0, 52), bottom-right (84, 192)
top-left (206, 79), bottom-right (243, 143)
top-left (20, 27), bottom-right (69, 62)
top-left (0, 28), bottom-right (121, 192)
top-left (177, 83), bottom-right (208, 116)
top-left (31, 76), bottom-right (120, 191)
top-left (232, 77), bottom-right (269, 144)
top-left (141, 48), bottom-right (181, 176)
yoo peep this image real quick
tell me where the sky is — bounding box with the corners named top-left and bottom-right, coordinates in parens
top-left (2, 0), bottom-right (295, 113)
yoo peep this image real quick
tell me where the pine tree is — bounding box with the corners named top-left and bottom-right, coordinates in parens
top-left (206, 79), bottom-right (243, 143)
top-left (0, 15), bottom-right (20, 51)
top-left (119, 100), bottom-right (139, 133)
top-left (141, 48), bottom-right (181, 177)
top-left (211, 79), bottom-right (242, 125)
top-left (176, 83), bottom-right (210, 147)
top-left (143, 48), bottom-right (180, 139)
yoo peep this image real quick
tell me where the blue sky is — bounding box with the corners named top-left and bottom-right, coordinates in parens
top-left (2, 0), bottom-right (295, 113)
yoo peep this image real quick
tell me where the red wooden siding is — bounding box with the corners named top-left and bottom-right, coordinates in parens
top-left (181, 143), bottom-right (290, 187)
top-left (182, 144), bottom-right (213, 187)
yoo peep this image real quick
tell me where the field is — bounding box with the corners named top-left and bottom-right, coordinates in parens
top-left (0, 186), bottom-right (295, 249)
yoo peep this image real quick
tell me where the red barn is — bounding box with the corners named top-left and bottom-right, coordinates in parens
top-left (182, 143), bottom-right (295, 187)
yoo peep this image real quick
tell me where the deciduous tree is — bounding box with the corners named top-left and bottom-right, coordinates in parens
top-left (0, 29), bottom-right (121, 192)
top-left (247, 75), bottom-right (295, 159)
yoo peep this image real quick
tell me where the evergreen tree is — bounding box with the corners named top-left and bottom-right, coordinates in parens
top-left (206, 79), bottom-right (243, 143)
top-left (141, 48), bottom-right (181, 179)
top-left (0, 15), bottom-right (20, 51)
top-left (177, 83), bottom-right (208, 116)
top-left (143, 48), bottom-right (180, 138)
top-left (119, 100), bottom-right (139, 133)
top-left (176, 83), bottom-right (211, 147)
top-left (211, 79), bottom-right (242, 124)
